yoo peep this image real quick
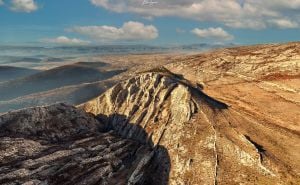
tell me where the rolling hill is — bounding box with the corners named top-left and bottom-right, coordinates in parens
top-left (0, 66), bottom-right (39, 82)
top-left (0, 62), bottom-right (125, 101)
top-left (0, 42), bottom-right (299, 184)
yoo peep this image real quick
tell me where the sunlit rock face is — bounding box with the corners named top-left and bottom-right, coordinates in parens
top-left (83, 72), bottom-right (300, 185)
top-left (1, 42), bottom-right (300, 185)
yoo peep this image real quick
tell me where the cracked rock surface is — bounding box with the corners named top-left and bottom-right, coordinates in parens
top-left (1, 41), bottom-right (300, 185)
top-left (0, 103), bottom-right (167, 185)
top-left (83, 72), bottom-right (300, 185)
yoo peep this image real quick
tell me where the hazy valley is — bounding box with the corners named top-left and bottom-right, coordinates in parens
top-left (0, 42), bottom-right (299, 184)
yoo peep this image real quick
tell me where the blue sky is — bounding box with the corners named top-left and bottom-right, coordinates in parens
top-left (1, 0), bottom-right (300, 46)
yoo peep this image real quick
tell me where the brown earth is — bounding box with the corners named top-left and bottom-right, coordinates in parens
top-left (0, 42), bottom-right (299, 184)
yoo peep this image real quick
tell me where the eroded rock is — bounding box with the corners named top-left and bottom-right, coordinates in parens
top-left (0, 103), bottom-right (168, 185)
top-left (83, 72), bottom-right (300, 185)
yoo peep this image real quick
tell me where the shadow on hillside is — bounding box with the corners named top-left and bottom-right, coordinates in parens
top-left (143, 66), bottom-right (228, 110)
top-left (0, 104), bottom-right (169, 185)
top-left (192, 86), bottom-right (229, 110)
top-left (96, 113), bottom-right (171, 185)
top-left (171, 73), bottom-right (228, 110)
top-left (0, 66), bottom-right (126, 101)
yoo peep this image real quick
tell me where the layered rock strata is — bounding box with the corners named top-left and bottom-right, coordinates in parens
top-left (0, 103), bottom-right (168, 185)
top-left (83, 73), bottom-right (300, 185)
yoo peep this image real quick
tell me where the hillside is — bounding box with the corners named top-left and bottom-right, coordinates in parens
top-left (0, 42), bottom-right (299, 184)
top-left (0, 80), bottom-right (115, 113)
top-left (0, 62), bottom-right (125, 101)
top-left (0, 66), bottom-right (39, 82)
top-left (0, 54), bottom-right (176, 113)
top-left (165, 42), bottom-right (300, 132)
top-left (0, 103), bottom-right (167, 184)
top-left (82, 72), bottom-right (300, 184)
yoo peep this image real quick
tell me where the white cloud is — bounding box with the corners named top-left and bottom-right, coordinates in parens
top-left (191, 27), bottom-right (234, 41)
top-left (90, 0), bottom-right (300, 29)
top-left (10, 0), bottom-right (38, 13)
top-left (42, 36), bottom-right (90, 45)
top-left (268, 18), bottom-right (299, 29)
top-left (70, 21), bottom-right (158, 42)
top-left (0, 0), bottom-right (4, 6)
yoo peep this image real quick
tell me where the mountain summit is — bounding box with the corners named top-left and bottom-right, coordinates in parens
top-left (0, 42), bottom-right (299, 184)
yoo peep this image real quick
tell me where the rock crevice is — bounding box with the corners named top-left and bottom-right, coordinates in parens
top-left (0, 103), bottom-right (170, 185)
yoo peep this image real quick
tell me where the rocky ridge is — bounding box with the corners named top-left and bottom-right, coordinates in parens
top-left (1, 70), bottom-right (299, 184)
top-left (0, 42), bottom-right (300, 185)
top-left (0, 103), bottom-right (168, 185)
top-left (83, 72), bottom-right (300, 185)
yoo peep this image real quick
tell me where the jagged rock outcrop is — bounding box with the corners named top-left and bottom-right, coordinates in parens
top-left (1, 69), bottom-right (299, 184)
top-left (0, 103), bottom-right (168, 185)
top-left (1, 42), bottom-right (300, 185)
top-left (0, 103), bottom-right (105, 141)
top-left (83, 72), bottom-right (300, 185)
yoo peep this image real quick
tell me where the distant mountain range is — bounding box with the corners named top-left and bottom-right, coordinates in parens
top-left (0, 43), bottom-right (236, 113)
top-left (0, 43), bottom-right (236, 57)
top-left (0, 42), bottom-right (299, 184)
top-left (169, 43), bottom-right (236, 51)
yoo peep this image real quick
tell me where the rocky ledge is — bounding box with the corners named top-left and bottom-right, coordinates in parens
top-left (1, 71), bottom-right (299, 185)
top-left (0, 103), bottom-right (169, 185)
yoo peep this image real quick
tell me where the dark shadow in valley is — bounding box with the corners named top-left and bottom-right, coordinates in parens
top-left (192, 87), bottom-right (229, 110)
top-left (245, 135), bottom-right (266, 162)
top-left (167, 71), bottom-right (228, 110)
top-left (0, 105), bottom-right (170, 185)
top-left (140, 66), bottom-right (228, 110)
top-left (0, 66), bottom-right (40, 82)
top-left (0, 64), bottom-right (126, 101)
top-left (96, 113), bottom-right (171, 185)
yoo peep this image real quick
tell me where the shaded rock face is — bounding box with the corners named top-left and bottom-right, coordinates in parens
top-left (1, 67), bottom-right (299, 185)
top-left (0, 103), bottom-right (170, 185)
top-left (83, 73), bottom-right (300, 185)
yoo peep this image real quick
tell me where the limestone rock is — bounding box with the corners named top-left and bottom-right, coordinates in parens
top-left (0, 103), bottom-right (167, 185)
top-left (83, 72), bottom-right (300, 185)
top-left (1, 42), bottom-right (300, 185)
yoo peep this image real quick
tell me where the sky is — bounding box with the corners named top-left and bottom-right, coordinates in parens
top-left (1, 0), bottom-right (300, 46)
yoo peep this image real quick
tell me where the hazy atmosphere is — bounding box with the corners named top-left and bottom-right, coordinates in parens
top-left (0, 1), bottom-right (299, 185)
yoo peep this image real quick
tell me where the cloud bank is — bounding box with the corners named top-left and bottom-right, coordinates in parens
top-left (192, 27), bottom-right (234, 41)
top-left (268, 19), bottom-right (299, 29)
top-left (10, 0), bottom-right (38, 13)
top-left (42, 36), bottom-right (90, 45)
top-left (70, 21), bottom-right (158, 42)
top-left (90, 0), bottom-right (300, 29)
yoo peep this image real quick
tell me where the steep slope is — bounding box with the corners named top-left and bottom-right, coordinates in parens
top-left (165, 42), bottom-right (300, 133)
top-left (0, 103), bottom-right (169, 185)
top-left (0, 54), bottom-right (178, 113)
top-left (82, 72), bottom-right (300, 184)
top-left (1, 42), bottom-right (299, 184)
